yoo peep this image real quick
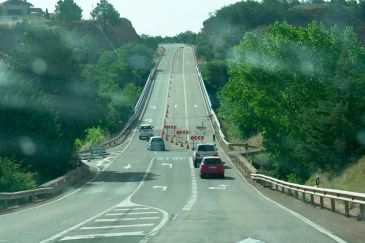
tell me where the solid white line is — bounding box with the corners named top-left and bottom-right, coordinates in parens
top-left (228, 156), bottom-right (346, 243)
top-left (81, 224), bottom-right (154, 230)
top-left (107, 212), bottom-right (158, 216)
top-left (95, 217), bottom-right (159, 222)
top-left (113, 207), bottom-right (150, 211)
top-left (59, 232), bottom-right (144, 241)
top-left (182, 157), bottom-right (198, 211)
top-left (182, 47), bottom-right (190, 140)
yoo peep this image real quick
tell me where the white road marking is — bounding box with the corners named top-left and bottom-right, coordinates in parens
top-left (95, 217), bottom-right (159, 222)
top-left (174, 104), bottom-right (178, 108)
top-left (228, 155), bottom-right (346, 243)
top-left (107, 212), bottom-right (158, 216)
top-left (113, 207), bottom-right (150, 211)
top-left (162, 163), bottom-right (173, 168)
top-left (194, 105), bottom-right (198, 108)
top-left (144, 119), bottom-right (153, 123)
top-left (182, 47), bottom-right (190, 138)
top-left (152, 186), bottom-right (168, 191)
top-left (59, 232), bottom-right (145, 241)
top-left (124, 163), bottom-right (133, 169)
top-left (81, 224), bottom-right (154, 230)
top-left (150, 106), bottom-right (157, 110)
top-left (182, 157), bottom-right (198, 211)
top-left (208, 184), bottom-right (229, 190)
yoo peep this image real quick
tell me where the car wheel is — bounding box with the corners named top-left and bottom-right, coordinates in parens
top-left (200, 174), bottom-right (205, 179)
top-left (194, 162), bottom-right (198, 168)
top-left (221, 174), bottom-right (225, 178)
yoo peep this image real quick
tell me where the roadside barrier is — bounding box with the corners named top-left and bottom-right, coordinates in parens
top-left (0, 165), bottom-right (89, 210)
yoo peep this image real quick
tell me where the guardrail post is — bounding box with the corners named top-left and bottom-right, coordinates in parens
top-left (275, 184), bottom-right (279, 191)
top-left (281, 185), bottom-right (285, 193)
top-left (344, 202), bottom-right (350, 217)
top-left (320, 196), bottom-right (324, 208)
top-left (310, 194), bottom-right (314, 205)
top-left (331, 199), bottom-right (336, 212)
top-left (360, 205), bottom-right (364, 221)
top-left (302, 192), bottom-right (306, 203)
top-left (295, 190), bottom-right (298, 199)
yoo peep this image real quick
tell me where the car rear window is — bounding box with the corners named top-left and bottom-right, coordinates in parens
top-left (141, 125), bottom-right (152, 130)
top-left (152, 138), bottom-right (164, 143)
top-left (197, 145), bottom-right (215, 151)
top-left (204, 158), bottom-right (222, 164)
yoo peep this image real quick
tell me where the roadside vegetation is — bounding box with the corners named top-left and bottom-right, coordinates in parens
top-left (197, 0), bottom-right (365, 185)
top-left (0, 0), bottom-right (156, 191)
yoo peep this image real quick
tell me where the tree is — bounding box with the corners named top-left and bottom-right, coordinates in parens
top-left (44, 8), bottom-right (50, 19)
top-left (55, 0), bottom-right (82, 25)
top-left (219, 22), bottom-right (365, 180)
top-left (91, 0), bottom-right (120, 28)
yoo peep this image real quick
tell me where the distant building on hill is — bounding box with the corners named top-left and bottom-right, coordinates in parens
top-left (0, 0), bottom-right (44, 20)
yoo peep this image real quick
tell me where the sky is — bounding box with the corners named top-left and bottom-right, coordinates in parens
top-left (29, 0), bottom-right (241, 36)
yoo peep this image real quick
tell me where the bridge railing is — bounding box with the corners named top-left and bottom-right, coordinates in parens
top-left (192, 46), bottom-right (365, 221)
top-left (252, 173), bottom-right (365, 220)
top-left (0, 165), bottom-right (89, 210)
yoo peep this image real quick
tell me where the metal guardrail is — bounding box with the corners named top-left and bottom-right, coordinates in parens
top-left (251, 173), bottom-right (365, 220)
top-left (192, 46), bottom-right (365, 221)
top-left (0, 165), bottom-right (89, 210)
top-left (100, 47), bottom-right (166, 148)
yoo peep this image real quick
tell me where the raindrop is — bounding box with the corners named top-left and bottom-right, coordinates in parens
top-left (19, 137), bottom-right (37, 156)
top-left (356, 131), bottom-right (365, 146)
top-left (32, 58), bottom-right (47, 75)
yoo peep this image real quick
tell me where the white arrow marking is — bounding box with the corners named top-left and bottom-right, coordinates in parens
top-left (162, 163), bottom-right (172, 168)
top-left (208, 184), bottom-right (229, 190)
top-left (150, 106), bottom-right (157, 110)
top-left (153, 186), bottom-right (168, 191)
top-left (124, 164), bottom-right (132, 169)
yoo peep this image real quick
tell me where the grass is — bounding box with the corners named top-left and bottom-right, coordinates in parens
top-left (306, 156), bottom-right (365, 193)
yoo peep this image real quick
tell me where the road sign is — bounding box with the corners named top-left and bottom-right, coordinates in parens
top-left (176, 130), bottom-right (188, 135)
top-left (191, 135), bottom-right (204, 140)
top-left (164, 125), bottom-right (177, 129)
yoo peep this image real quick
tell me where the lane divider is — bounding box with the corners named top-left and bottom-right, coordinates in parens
top-left (182, 157), bottom-right (198, 211)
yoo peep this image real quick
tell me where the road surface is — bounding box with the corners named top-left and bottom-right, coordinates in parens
top-left (0, 44), bottom-right (345, 243)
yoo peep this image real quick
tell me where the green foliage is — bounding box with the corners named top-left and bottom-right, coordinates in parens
top-left (91, 0), bottom-right (121, 27)
top-left (0, 158), bottom-right (36, 192)
top-left (55, 0), bottom-right (82, 25)
top-left (219, 22), bottom-right (365, 181)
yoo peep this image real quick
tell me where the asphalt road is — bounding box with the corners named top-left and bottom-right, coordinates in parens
top-left (0, 44), bottom-right (347, 243)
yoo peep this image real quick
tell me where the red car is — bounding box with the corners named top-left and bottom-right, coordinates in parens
top-left (199, 156), bottom-right (224, 178)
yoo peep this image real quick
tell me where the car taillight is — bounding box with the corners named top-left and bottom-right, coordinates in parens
top-left (213, 152), bottom-right (218, 156)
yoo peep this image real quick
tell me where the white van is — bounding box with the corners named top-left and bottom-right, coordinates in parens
top-left (139, 124), bottom-right (154, 139)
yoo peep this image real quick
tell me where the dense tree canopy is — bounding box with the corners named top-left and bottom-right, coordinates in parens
top-left (55, 0), bottom-right (82, 25)
top-left (91, 0), bottom-right (121, 27)
top-left (219, 22), bottom-right (365, 182)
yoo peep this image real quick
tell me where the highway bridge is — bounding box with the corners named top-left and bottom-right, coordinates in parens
top-left (0, 44), bottom-right (350, 243)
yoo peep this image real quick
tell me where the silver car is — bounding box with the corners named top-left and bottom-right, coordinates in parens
top-left (147, 136), bottom-right (165, 151)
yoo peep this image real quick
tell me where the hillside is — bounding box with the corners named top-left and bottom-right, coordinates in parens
top-left (0, 17), bottom-right (139, 63)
